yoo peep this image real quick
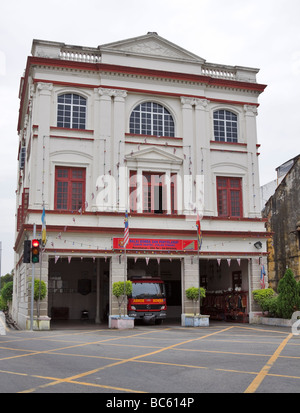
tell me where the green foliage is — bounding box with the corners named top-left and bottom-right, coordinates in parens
top-left (186, 287), bottom-right (206, 301)
top-left (112, 281), bottom-right (132, 298)
top-left (266, 296), bottom-right (279, 317)
top-left (34, 279), bottom-right (47, 302)
top-left (112, 281), bottom-right (132, 317)
top-left (276, 268), bottom-right (300, 319)
top-left (252, 288), bottom-right (276, 313)
top-left (186, 287), bottom-right (206, 316)
top-left (254, 270), bottom-right (300, 319)
top-left (0, 281), bottom-right (13, 304)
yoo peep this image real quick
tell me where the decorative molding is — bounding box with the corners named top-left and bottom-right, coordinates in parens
top-left (37, 82), bottom-right (53, 92)
top-left (244, 104), bottom-right (258, 116)
top-left (96, 87), bottom-right (127, 100)
top-left (181, 97), bottom-right (209, 109)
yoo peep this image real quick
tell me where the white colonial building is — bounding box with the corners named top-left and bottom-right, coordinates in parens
top-left (12, 33), bottom-right (269, 329)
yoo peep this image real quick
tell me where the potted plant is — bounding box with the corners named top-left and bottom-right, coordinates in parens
top-left (182, 287), bottom-right (209, 327)
top-left (109, 281), bottom-right (134, 329)
top-left (26, 279), bottom-right (50, 330)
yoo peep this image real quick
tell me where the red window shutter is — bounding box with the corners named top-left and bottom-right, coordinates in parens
top-left (217, 177), bottom-right (242, 218)
top-left (55, 167), bottom-right (85, 211)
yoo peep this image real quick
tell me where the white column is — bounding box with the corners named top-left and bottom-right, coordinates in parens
top-left (244, 105), bottom-right (260, 218)
top-left (34, 82), bottom-right (53, 208)
top-left (182, 256), bottom-right (199, 315)
top-left (194, 99), bottom-right (210, 216)
top-left (181, 97), bottom-right (194, 215)
top-left (113, 90), bottom-right (127, 212)
top-left (97, 88), bottom-right (113, 210)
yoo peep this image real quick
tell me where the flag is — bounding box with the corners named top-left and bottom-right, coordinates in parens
top-left (260, 264), bottom-right (266, 289)
top-left (41, 207), bottom-right (47, 246)
top-left (124, 210), bottom-right (129, 248)
top-left (196, 214), bottom-right (202, 251)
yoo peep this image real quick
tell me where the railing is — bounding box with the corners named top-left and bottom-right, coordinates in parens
top-left (202, 65), bottom-right (236, 80)
top-left (59, 48), bottom-right (101, 63)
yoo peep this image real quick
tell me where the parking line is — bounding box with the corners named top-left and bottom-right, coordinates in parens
top-left (244, 333), bottom-right (293, 393)
top-left (18, 325), bottom-right (234, 393)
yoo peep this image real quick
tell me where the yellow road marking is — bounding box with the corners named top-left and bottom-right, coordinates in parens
top-left (0, 329), bottom-right (161, 362)
top-left (244, 333), bottom-right (293, 393)
top-left (19, 326), bottom-right (234, 393)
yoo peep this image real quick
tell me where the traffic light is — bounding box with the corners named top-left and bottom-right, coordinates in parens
top-left (23, 240), bottom-right (31, 263)
top-left (31, 239), bottom-right (40, 263)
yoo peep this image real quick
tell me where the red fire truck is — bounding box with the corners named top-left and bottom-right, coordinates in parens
top-left (127, 277), bottom-right (167, 324)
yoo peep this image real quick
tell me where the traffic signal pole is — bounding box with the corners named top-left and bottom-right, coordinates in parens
top-left (30, 224), bottom-right (36, 331)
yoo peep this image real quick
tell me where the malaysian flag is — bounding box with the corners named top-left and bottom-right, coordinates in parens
top-left (124, 210), bottom-right (129, 248)
top-left (196, 213), bottom-right (202, 251)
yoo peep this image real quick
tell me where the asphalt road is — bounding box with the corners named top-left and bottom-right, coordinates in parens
top-left (0, 320), bottom-right (299, 400)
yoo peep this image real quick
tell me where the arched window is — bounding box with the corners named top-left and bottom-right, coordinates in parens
top-left (130, 102), bottom-right (175, 137)
top-left (57, 93), bottom-right (87, 129)
top-left (213, 110), bottom-right (238, 143)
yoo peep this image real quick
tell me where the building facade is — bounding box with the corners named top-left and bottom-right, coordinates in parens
top-left (12, 33), bottom-right (268, 329)
top-left (263, 155), bottom-right (300, 288)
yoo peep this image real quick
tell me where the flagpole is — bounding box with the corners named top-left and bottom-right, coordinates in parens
top-left (196, 214), bottom-right (202, 315)
top-left (198, 243), bottom-right (201, 315)
top-left (124, 244), bottom-right (127, 316)
top-left (123, 210), bottom-right (129, 317)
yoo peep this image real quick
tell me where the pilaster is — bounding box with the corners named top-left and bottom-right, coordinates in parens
top-left (244, 105), bottom-right (260, 217)
top-left (34, 82), bottom-right (53, 208)
top-left (182, 256), bottom-right (200, 314)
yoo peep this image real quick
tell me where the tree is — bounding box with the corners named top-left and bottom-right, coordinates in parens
top-left (277, 268), bottom-right (300, 319)
top-left (185, 287), bottom-right (206, 316)
top-left (34, 279), bottom-right (47, 317)
top-left (112, 281), bottom-right (132, 317)
top-left (0, 281), bottom-right (13, 310)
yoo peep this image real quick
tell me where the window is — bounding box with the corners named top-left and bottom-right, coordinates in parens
top-left (129, 171), bottom-right (177, 214)
top-left (55, 167), bottom-right (86, 211)
top-left (213, 110), bottom-right (238, 142)
top-left (57, 93), bottom-right (87, 129)
top-left (129, 102), bottom-right (175, 137)
top-left (143, 173), bottom-right (166, 214)
top-left (217, 177), bottom-right (242, 217)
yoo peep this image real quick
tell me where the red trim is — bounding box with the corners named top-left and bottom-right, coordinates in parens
top-left (50, 134), bottom-right (94, 142)
top-left (25, 208), bottom-right (268, 222)
top-left (210, 140), bottom-right (247, 147)
top-left (125, 140), bottom-right (182, 149)
top-left (20, 223), bottom-right (271, 238)
top-left (125, 133), bottom-right (182, 141)
top-left (44, 247), bottom-right (268, 257)
top-left (50, 126), bottom-right (94, 133)
top-left (211, 148), bottom-right (248, 154)
top-left (28, 57), bottom-right (267, 91)
top-left (18, 56), bottom-right (266, 132)
top-left (14, 218), bottom-right (270, 251)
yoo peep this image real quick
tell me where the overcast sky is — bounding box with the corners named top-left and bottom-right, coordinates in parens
top-left (0, 0), bottom-right (299, 275)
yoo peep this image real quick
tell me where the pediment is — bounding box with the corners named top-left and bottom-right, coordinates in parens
top-left (125, 146), bottom-right (183, 165)
top-left (99, 33), bottom-right (205, 63)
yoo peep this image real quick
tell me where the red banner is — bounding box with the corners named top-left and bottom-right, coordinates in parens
top-left (113, 238), bottom-right (197, 251)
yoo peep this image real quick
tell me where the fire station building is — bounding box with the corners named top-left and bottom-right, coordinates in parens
top-left (12, 33), bottom-right (268, 329)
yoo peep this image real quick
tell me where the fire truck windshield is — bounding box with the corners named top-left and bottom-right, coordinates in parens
top-left (132, 282), bottom-right (165, 299)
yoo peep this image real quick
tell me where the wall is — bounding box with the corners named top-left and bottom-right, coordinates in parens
top-left (263, 157), bottom-right (300, 288)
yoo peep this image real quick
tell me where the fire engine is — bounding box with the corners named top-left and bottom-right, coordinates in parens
top-left (127, 276), bottom-right (167, 324)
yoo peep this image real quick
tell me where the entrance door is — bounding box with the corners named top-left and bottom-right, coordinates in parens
top-left (48, 257), bottom-right (109, 324)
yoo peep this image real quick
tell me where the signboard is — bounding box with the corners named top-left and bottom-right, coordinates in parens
top-left (113, 238), bottom-right (197, 251)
